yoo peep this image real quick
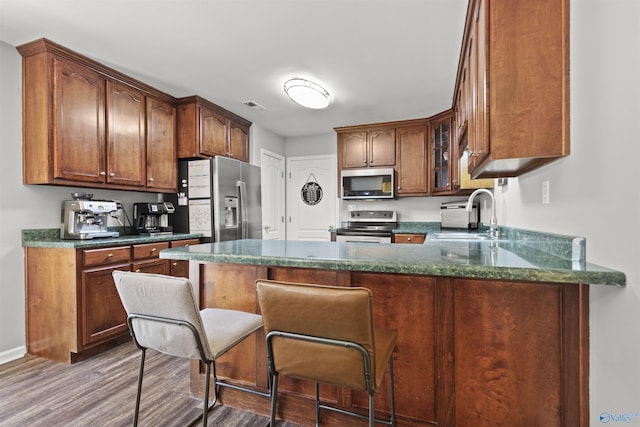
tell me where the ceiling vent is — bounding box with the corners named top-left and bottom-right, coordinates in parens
top-left (242, 100), bottom-right (267, 110)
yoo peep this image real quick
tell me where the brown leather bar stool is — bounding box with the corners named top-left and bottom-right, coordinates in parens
top-left (256, 279), bottom-right (397, 427)
top-left (113, 271), bottom-right (267, 427)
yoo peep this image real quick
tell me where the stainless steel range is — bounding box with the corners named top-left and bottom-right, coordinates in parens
top-left (335, 210), bottom-right (397, 243)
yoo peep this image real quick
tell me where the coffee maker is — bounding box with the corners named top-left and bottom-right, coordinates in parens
top-left (61, 193), bottom-right (120, 240)
top-left (133, 202), bottom-right (175, 235)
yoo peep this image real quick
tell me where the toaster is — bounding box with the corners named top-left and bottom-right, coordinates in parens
top-left (440, 201), bottom-right (479, 229)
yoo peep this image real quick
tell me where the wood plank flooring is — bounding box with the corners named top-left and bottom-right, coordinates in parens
top-left (0, 342), bottom-right (301, 427)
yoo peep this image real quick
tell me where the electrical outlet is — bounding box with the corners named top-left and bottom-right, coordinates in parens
top-left (542, 180), bottom-right (550, 204)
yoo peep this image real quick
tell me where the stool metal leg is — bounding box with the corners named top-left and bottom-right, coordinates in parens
top-left (315, 382), bottom-right (320, 427)
top-left (269, 373), bottom-right (279, 427)
top-left (134, 348), bottom-right (146, 427)
top-left (388, 357), bottom-right (396, 427)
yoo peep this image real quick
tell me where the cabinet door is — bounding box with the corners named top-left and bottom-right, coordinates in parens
top-left (81, 265), bottom-right (129, 346)
top-left (200, 107), bottom-right (227, 157)
top-left (396, 125), bottom-right (428, 196)
top-left (52, 57), bottom-right (106, 183)
top-left (340, 131), bottom-right (368, 168)
top-left (146, 97), bottom-right (177, 191)
top-left (468, 0), bottom-right (489, 172)
top-left (368, 129), bottom-right (396, 167)
top-left (133, 259), bottom-right (170, 275)
top-left (106, 81), bottom-right (146, 187)
top-left (431, 117), bottom-right (452, 193)
top-left (169, 239), bottom-right (200, 278)
top-left (229, 120), bottom-right (249, 162)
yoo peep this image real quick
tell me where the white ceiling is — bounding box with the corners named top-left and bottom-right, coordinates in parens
top-left (0, 0), bottom-right (468, 138)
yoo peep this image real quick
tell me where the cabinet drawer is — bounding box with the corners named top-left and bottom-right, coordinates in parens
top-left (394, 234), bottom-right (426, 244)
top-left (83, 246), bottom-right (131, 267)
top-left (132, 242), bottom-right (170, 260)
top-left (170, 238), bottom-right (200, 248)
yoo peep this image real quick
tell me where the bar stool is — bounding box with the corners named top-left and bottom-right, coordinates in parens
top-left (256, 279), bottom-right (397, 427)
top-left (113, 271), bottom-right (266, 427)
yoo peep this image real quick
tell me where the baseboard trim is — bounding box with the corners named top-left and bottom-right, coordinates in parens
top-left (0, 346), bottom-right (26, 365)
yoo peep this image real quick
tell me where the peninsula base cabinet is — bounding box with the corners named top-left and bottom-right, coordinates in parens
top-left (24, 238), bottom-right (199, 363)
top-left (190, 263), bottom-right (589, 427)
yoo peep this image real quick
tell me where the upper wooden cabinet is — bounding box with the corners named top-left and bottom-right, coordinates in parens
top-left (176, 96), bottom-right (251, 162)
top-left (453, 0), bottom-right (570, 178)
top-left (146, 97), bottom-right (177, 190)
top-left (396, 123), bottom-right (428, 196)
top-left (337, 127), bottom-right (396, 169)
top-left (106, 81), bottom-right (146, 188)
top-left (17, 38), bottom-right (177, 193)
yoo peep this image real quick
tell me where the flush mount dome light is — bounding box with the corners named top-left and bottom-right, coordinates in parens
top-left (284, 78), bottom-right (332, 109)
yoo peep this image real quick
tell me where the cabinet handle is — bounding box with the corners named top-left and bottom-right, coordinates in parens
top-left (107, 253), bottom-right (113, 258)
top-left (172, 262), bottom-right (178, 266)
top-left (151, 248), bottom-right (157, 252)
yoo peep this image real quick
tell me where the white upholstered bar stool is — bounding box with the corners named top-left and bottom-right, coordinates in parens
top-left (112, 270), bottom-right (265, 427)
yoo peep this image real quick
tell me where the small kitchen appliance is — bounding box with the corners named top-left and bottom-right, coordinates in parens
top-left (341, 168), bottom-right (395, 200)
top-left (335, 210), bottom-right (397, 243)
top-left (133, 202), bottom-right (175, 235)
top-left (60, 194), bottom-right (120, 240)
top-left (440, 201), bottom-right (479, 229)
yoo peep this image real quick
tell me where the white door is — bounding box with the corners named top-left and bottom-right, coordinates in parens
top-left (260, 149), bottom-right (286, 240)
top-left (286, 155), bottom-right (337, 241)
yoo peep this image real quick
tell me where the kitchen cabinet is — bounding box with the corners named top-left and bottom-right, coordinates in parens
top-left (169, 238), bottom-right (201, 277)
top-left (430, 113), bottom-right (453, 193)
top-left (393, 233), bottom-right (426, 244)
top-left (176, 96), bottom-right (251, 162)
top-left (17, 38), bottom-right (177, 193)
top-left (452, 0), bottom-right (570, 178)
top-left (146, 97), bottom-right (177, 191)
top-left (395, 123), bottom-right (429, 196)
top-left (132, 242), bottom-right (170, 274)
top-left (24, 238), bottom-right (198, 363)
top-left (190, 261), bottom-right (588, 427)
top-left (337, 128), bottom-right (396, 169)
top-left (106, 81), bottom-right (146, 187)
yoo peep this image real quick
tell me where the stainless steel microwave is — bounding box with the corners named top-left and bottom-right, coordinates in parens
top-left (341, 168), bottom-right (395, 200)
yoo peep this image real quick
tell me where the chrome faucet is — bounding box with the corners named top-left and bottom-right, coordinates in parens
top-left (466, 188), bottom-right (498, 238)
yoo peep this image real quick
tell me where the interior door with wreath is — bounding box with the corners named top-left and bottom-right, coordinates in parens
top-left (286, 155), bottom-right (337, 241)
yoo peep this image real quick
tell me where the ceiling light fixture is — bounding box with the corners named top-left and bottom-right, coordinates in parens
top-left (284, 78), bottom-right (332, 109)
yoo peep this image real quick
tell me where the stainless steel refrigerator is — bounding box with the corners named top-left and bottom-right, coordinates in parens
top-left (168, 156), bottom-right (262, 242)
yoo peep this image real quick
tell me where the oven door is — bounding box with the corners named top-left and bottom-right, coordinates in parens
top-left (335, 232), bottom-right (391, 244)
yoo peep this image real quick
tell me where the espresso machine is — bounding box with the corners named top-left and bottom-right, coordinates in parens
top-left (133, 202), bottom-right (175, 235)
top-left (61, 194), bottom-right (120, 240)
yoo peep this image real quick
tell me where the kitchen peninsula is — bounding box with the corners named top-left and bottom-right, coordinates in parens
top-left (160, 233), bottom-right (625, 427)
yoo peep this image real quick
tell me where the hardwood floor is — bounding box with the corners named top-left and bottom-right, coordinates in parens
top-left (0, 342), bottom-right (301, 427)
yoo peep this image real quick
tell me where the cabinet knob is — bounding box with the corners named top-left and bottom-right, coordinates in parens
top-left (100, 171), bottom-right (106, 176)
top-left (148, 177), bottom-right (154, 182)
top-left (135, 269), bottom-right (141, 273)
top-left (151, 247), bottom-right (157, 252)
top-left (107, 253), bottom-right (113, 258)
top-left (407, 237), bottom-right (412, 241)
top-left (172, 262), bottom-right (178, 266)
top-left (109, 172), bottom-right (116, 177)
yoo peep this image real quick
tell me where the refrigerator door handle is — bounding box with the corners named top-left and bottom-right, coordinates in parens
top-left (237, 180), bottom-right (248, 239)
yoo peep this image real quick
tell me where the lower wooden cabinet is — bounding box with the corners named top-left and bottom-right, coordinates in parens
top-left (196, 263), bottom-right (588, 427)
top-left (24, 238), bottom-right (198, 363)
top-left (393, 233), bottom-right (426, 244)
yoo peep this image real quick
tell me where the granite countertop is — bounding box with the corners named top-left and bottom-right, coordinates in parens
top-left (159, 238), bottom-right (626, 286)
top-left (22, 228), bottom-right (202, 249)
